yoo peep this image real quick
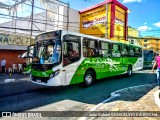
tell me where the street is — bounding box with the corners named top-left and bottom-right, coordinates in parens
top-left (0, 70), bottom-right (157, 113)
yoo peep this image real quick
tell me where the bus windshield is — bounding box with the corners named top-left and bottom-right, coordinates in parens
top-left (143, 50), bottom-right (155, 62)
top-left (36, 39), bottom-right (61, 64)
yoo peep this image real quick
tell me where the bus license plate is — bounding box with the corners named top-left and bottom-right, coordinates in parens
top-left (36, 80), bottom-right (41, 83)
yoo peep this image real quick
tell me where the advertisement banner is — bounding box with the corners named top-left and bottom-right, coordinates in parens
top-left (114, 5), bottom-right (125, 40)
top-left (80, 6), bottom-right (107, 38)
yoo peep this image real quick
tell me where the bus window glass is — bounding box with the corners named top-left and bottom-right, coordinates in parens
top-left (121, 45), bottom-right (128, 56)
top-left (83, 38), bottom-right (98, 57)
top-left (129, 46), bottom-right (134, 56)
top-left (63, 35), bottom-right (80, 66)
top-left (35, 40), bottom-right (61, 64)
top-left (112, 44), bottom-right (121, 57)
top-left (99, 42), bottom-right (110, 57)
top-left (135, 47), bottom-right (141, 57)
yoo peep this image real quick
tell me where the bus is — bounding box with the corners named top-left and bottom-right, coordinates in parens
top-left (30, 30), bottom-right (143, 86)
top-left (143, 50), bottom-right (156, 68)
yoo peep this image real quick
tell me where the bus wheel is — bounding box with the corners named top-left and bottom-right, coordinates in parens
top-left (83, 71), bottom-right (94, 87)
top-left (127, 66), bottom-right (132, 76)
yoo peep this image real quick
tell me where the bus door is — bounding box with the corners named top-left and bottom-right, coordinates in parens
top-left (62, 35), bottom-right (81, 85)
top-left (110, 43), bottom-right (124, 74)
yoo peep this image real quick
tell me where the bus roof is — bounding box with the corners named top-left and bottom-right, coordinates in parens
top-left (36, 29), bottom-right (142, 48)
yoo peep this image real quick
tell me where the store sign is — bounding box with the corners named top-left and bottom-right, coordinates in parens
top-left (80, 5), bottom-right (107, 37)
top-left (82, 15), bottom-right (106, 28)
top-left (0, 34), bottom-right (31, 46)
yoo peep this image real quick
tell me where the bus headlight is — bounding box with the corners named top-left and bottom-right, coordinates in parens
top-left (49, 73), bottom-right (54, 79)
top-left (54, 70), bottom-right (60, 76)
top-left (49, 70), bottom-right (60, 79)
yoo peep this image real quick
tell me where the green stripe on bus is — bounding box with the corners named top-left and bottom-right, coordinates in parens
top-left (69, 57), bottom-right (138, 84)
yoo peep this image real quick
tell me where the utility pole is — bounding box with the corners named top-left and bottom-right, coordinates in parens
top-left (45, 9), bottom-right (47, 31)
top-left (30, 0), bottom-right (34, 41)
top-left (105, 4), bottom-right (108, 38)
top-left (66, 2), bottom-right (70, 31)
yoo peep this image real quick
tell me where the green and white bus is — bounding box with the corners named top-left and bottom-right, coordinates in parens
top-left (30, 30), bottom-right (143, 86)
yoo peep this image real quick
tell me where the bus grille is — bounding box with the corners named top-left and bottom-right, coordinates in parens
top-left (31, 64), bottom-right (53, 71)
top-left (31, 75), bottom-right (49, 83)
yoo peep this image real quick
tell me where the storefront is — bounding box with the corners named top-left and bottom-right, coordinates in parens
top-left (0, 34), bottom-right (34, 72)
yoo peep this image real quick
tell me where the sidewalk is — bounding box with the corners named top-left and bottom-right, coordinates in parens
top-left (85, 84), bottom-right (160, 120)
top-left (0, 73), bottom-right (30, 84)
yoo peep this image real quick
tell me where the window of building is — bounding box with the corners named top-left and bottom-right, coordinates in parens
top-left (131, 40), bottom-right (134, 44)
top-left (144, 39), bottom-right (147, 42)
top-left (144, 44), bottom-right (147, 48)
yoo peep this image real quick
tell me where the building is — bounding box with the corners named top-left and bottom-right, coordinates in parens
top-left (79, 0), bottom-right (129, 42)
top-left (0, 33), bottom-right (35, 71)
top-left (139, 37), bottom-right (160, 52)
top-left (0, 1), bottom-right (80, 72)
top-left (128, 26), bottom-right (141, 46)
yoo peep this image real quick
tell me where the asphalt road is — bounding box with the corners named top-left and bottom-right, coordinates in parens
top-left (0, 70), bottom-right (157, 113)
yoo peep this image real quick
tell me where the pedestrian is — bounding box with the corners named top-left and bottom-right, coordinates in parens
top-left (1, 58), bottom-right (6, 74)
top-left (152, 50), bottom-right (160, 89)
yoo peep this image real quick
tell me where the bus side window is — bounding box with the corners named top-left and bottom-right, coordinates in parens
top-left (135, 47), bottom-right (140, 57)
top-left (129, 46), bottom-right (134, 56)
top-left (63, 35), bottom-right (81, 66)
top-left (99, 41), bottom-right (110, 57)
top-left (83, 38), bottom-right (98, 57)
top-left (121, 45), bottom-right (128, 57)
top-left (139, 48), bottom-right (142, 57)
top-left (112, 44), bottom-right (121, 57)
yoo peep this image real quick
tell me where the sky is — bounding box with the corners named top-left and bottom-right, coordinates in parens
top-left (60, 0), bottom-right (160, 37)
top-left (0, 0), bottom-right (160, 37)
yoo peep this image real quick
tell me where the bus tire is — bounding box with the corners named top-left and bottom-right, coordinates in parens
top-left (83, 71), bottom-right (95, 87)
top-left (127, 65), bottom-right (132, 76)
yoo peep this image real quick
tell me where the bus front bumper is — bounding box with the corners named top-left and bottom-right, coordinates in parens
top-left (30, 74), bottom-right (63, 86)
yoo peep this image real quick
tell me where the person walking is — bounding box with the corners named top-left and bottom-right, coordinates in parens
top-left (152, 50), bottom-right (160, 89)
top-left (1, 58), bottom-right (6, 74)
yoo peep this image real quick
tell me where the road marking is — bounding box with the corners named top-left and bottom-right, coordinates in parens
top-left (79, 83), bottom-right (157, 120)
top-left (154, 90), bottom-right (160, 108)
top-left (5, 79), bottom-right (15, 83)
